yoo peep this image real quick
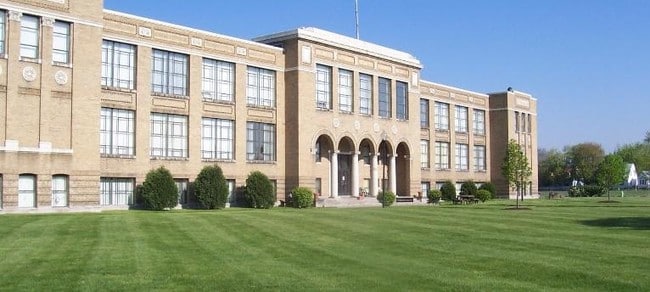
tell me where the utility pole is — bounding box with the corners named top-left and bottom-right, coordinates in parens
top-left (355, 0), bottom-right (360, 39)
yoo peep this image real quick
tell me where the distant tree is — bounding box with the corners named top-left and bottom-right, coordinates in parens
top-left (538, 148), bottom-right (570, 188)
top-left (140, 166), bottom-right (178, 211)
top-left (566, 143), bottom-right (605, 184)
top-left (595, 154), bottom-right (626, 202)
top-left (614, 143), bottom-right (650, 173)
top-left (194, 165), bottom-right (229, 209)
top-left (502, 140), bottom-right (532, 209)
top-left (644, 131), bottom-right (650, 144)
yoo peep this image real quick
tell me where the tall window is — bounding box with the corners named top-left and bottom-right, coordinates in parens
top-left (202, 58), bottom-right (234, 102)
top-left (378, 77), bottom-right (391, 118)
top-left (150, 113), bottom-right (188, 158)
top-left (51, 175), bottom-right (68, 207)
top-left (396, 81), bottom-right (408, 120)
top-left (515, 111), bottom-right (520, 132)
top-left (247, 66), bottom-right (275, 107)
top-left (473, 109), bottom-right (485, 135)
top-left (100, 178), bottom-right (133, 206)
top-left (102, 40), bottom-right (136, 89)
top-left (201, 117), bottom-right (234, 160)
top-left (420, 99), bottom-right (429, 128)
top-left (52, 21), bottom-right (70, 63)
top-left (455, 106), bottom-right (468, 133)
top-left (359, 73), bottom-right (372, 115)
top-left (474, 145), bottom-right (486, 171)
top-left (247, 122), bottom-right (275, 161)
top-left (0, 174), bottom-right (3, 208)
top-left (316, 64), bottom-right (331, 109)
top-left (18, 174), bottom-right (36, 208)
top-left (421, 182), bottom-right (430, 198)
top-left (420, 140), bottom-right (429, 169)
top-left (152, 49), bottom-right (188, 96)
top-left (528, 114), bottom-right (532, 133)
top-left (100, 108), bottom-right (135, 156)
top-left (455, 143), bottom-right (469, 171)
top-left (339, 69), bottom-right (353, 112)
top-left (435, 142), bottom-right (449, 170)
top-left (175, 179), bottom-right (188, 205)
top-left (20, 15), bottom-right (39, 59)
top-left (522, 113), bottom-right (527, 133)
top-left (434, 102), bottom-right (449, 130)
top-left (0, 11), bottom-right (5, 54)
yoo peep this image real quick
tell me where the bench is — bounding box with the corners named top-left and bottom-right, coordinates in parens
top-left (395, 196), bottom-right (414, 203)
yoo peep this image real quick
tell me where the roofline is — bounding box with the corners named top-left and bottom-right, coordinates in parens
top-left (103, 9), bottom-right (284, 52)
top-left (420, 80), bottom-right (489, 98)
top-left (487, 89), bottom-right (537, 101)
top-left (253, 27), bottom-right (422, 69)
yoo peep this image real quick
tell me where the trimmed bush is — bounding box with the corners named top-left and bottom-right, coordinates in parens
top-left (427, 189), bottom-right (441, 204)
top-left (476, 190), bottom-right (491, 202)
top-left (245, 171), bottom-right (275, 209)
top-left (584, 185), bottom-right (607, 197)
top-left (194, 165), bottom-right (229, 209)
top-left (568, 186), bottom-right (583, 197)
top-left (377, 191), bottom-right (396, 207)
top-left (460, 181), bottom-right (478, 197)
top-left (291, 187), bottom-right (314, 208)
top-left (440, 181), bottom-right (456, 201)
top-left (140, 166), bottom-right (178, 211)
top-left (478, 182), bottom-right (496, 199)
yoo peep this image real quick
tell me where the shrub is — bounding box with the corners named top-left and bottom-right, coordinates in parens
top-left (377, 191), bottom-right (396, 207)
top-left (584, 185), bottom-right (607, 197)
top-left (427, 189), bottom-right (441, 204)
top-left (476, 190), bottom-right (492, 202)
top-left (245, 171), bottom-right (275, 209)
top-left (460, 181), bottom-right (478, 197)
top-left (140, 166), bottom-right (178, 211)
top-left (194, 165), bottom-right (229, 209)
top-left (440, 181), bottom-right (456, 201)
top-left (479, 182), bottom-right (496, 199)
top-left (568, 186), bottom-right (583, 197)
top-left (290, 187), bottom-right (313, 208)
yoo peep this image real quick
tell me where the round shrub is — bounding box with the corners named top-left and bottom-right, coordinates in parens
top-left (291, 187), bottom-right (313, 208)
top-left (440, 181), bottom-right (456, 201)
top-left (194, 165), bottom-right (229, 209)
top-left (460, 181), bottom-right (478, 197)
top-left (245, 171), bottom-right (275, 209)
top-left (141, 166), bottom-right (178, 211)
top-left (476, 190), bottom-right (491, 202)
top-left (584, 185), bottom-right (607, 197)
top-left (427, 189), bottom-right (441, 204)
top-left (478, 182), bottom-right (496, 199)
top-left (377, 191), bottom-right (396, 207)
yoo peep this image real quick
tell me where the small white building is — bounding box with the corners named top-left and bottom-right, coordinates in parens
top-left (639, 171), bottom-right (650, 188)
top-left (624, 163), bottom-right (639, 188)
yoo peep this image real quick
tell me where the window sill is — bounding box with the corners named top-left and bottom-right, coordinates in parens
top-left (102, 86), bottom-right (136, 93)
top-left (247, 160), bottom-right (276, 165)
top-left (19, 57), bottom-right (41, 64)
top-left (316, 107), bottom-right (332, 112)
top-left (202, 158), bottom-right (235, 163)
top-left (455, 169), bottom-right (470, 172)
top-left (101, 154), bottom-right (136, 159)
top-left (473, 133), bottom-right (486, 137)
top-left (152, 92), bottom-right (189, 99)
top-left (436, 168), bottom-right (451, 172)
top-left (52, 62), bottom-right (72, 68)
top-left (339, 110), bottom-right (354, 115)
top-left (247, 104), bottom-right (276, 110)
top-left (150, 156), bottom-right (189, 161)
top-left (203, 99), bottom-right (235, 105)
top-left (455, 131), bottom-right (468, 135)
top-left (474, 170), bottom-right (487, 173)
top-left (435, 129), bottom-right (449, 133)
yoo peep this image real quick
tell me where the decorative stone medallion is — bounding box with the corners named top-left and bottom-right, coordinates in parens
top-left (22, 66), bottom-right (37, 82)
top-left (54, 71), bottom-right (68, 85)
top-left (332, 118), bottom-right (341, 128)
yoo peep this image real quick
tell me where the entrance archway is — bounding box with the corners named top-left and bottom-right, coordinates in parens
top-left (337, 137), bottom-right (355, 196)
top-left (396, 142), bottom-right (411, 196)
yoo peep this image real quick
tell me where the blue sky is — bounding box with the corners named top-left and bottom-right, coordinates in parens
top-left (104, 0), bottom-right (650, 153)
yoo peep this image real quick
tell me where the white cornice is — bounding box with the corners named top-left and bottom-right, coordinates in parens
top-left (420, 80), bottom-right (489, 98)
top-left (0, 3), bottom-right (103, 28)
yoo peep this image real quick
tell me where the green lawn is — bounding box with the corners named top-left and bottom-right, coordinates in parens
top-left (1, 198), bottom-right (649, 291)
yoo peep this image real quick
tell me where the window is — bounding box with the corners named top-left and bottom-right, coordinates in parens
top-left (528, 114), bottom-right (532, 133)
top-left (226, 180), bottom-right (236, 205)
top-left (455, 106), bottom-right (468, 133)
top-left (18, 174), bottom-right (36, 208)
top-left (522, 113), bottom-right (527, 133)
top-left (202, 58), bottom-right (234, 102)
top-left (0, 174), bottom-right (3, 208)
top-left (100, 178), bottom-right (133, 206)
top-left (247, 122), bottom-right (275, 161)
top-left (455, 143), bottom-right (469, 171)
top-left (421, 182), bottom-right (430, 198)
top-left (378, 77), bottom-right (391, 118)
top-left (100, 108), bottom-right (135, 156)
top-left (102, 40), bottom-right (136, 89)
top-left (396, 81), bottom-right (408, 120)
top-left (0, 11), bottom-right (7, 54)
top-left (201, 117), bottom-right (234, 160)
top-left (314, 140), bottom-right (321, 162)
top-left (175, 179), bottom-right (188, 205)
top-left (316, 64), bottom-right (331, 109)
top-left (515, 111), bottom-right (520, 132)
top-left (420, 140), bottom-right (429, 169)
top-left (420, 99), bottom-right (429, 128)
top-left (51, 175), bottom-right (68, 207)
top-left (435, 142), bottom-right (449, 170)
top-left (434, 102), bottom-right (449, 130)
top-left (474, 145), bottom-right (486, 171)
top-left (359, 73), bottom-right (372, 115)
top-left (150, 113), bottom-right (188, 158)
top-left (473, 109), bottom-right (485, 135)
top-left (52, 21), bottom-right (70, 63)
top-left (315, 178), bottom-right (322, 197)
top-left (247, 66), bottom-right (275, 107)
top-left (152, 49), bottom-right (188, 96)
top-left (20, 15), bottom-right (39, 59)
top-left (339, 69), bottom-right (353, 112)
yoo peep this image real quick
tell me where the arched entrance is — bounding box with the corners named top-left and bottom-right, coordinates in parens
top-left (337, 137), bottom-right (355, 196)
top-left (396, 142), bottom-right (411, 196)
top-left (359, 139), bottom-right (376, 196)
top-left (314, 134), bottom-right (335, 197)
top-left (378, 140), bottom-right (394, 193)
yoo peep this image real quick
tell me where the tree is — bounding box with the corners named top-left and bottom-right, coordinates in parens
top-left (460, 181), bottom-right (477, 197)
top-left (440, 180), bottom-right (456, 202)
top-left (194, 165), bottom-right (229, 209)
top-left (502, 140), bottom-right (532, 209)
top-left (245, 171), bottom-right (275, 209)
top-left (566, 143), bottom-right (605, 184)
top-left (538, 148), bottom-right (570, 188)
top-left (614, 143), bottom-right (650, 173)
top-left (140, 166), bottom-right (178, 211)
top-left (644, 131), bottom-right (650, 144)
top-left (595, 154), bottom-right (626, 202)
